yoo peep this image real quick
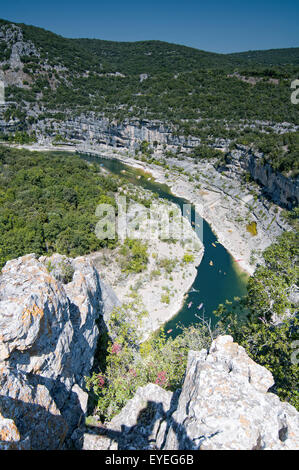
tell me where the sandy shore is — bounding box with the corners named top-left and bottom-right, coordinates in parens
top-left (88, 194), bottom-right (204, 340)
top-left (110, 152), bottom-right (257, 274)
top-left (114, 152), bottom-right (286, 276)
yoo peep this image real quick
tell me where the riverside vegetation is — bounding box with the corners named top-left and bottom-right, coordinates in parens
top-left (85, 230), bottom-right (298, 421)
top-left (0, 146), bottom-right (159, 272)
top-left (0, 146), bottom-right (119, 268)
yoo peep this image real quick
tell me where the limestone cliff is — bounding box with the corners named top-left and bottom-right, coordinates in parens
top-left (0, 253), bottom-right (119, 449)
top-left (31, 114), bottom-right (203, 150)
top-left (226, 145), bottom-right (299, 209)
top-left (83, 336), bottom-right (299, 450)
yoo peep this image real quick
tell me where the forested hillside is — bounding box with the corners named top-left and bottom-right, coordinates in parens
top-left (0, 17), bottom-right (298, 127)
top-left (0, 146), bottom-right (119, 268)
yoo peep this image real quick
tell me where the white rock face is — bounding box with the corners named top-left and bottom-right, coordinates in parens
top-left (85, 336), bottom-right (299, 450)
top-left (0, 411), bottom-right (30, 450)
top-left (227, 145), bottom-right (299, 209)
top-left (164, 336), bottom-right (299, 450)
top-left (0, 253), bottom-right (119, 449)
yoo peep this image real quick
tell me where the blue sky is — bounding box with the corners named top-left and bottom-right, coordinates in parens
top-left (1, 0), bottom-right (298, 53)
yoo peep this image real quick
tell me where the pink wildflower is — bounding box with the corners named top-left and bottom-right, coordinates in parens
top-left (155, 370), bottom-right (168, 386)
top-left (129, 368), bottom-right (137, 377)
top-left (97, 374), bottom-right (105, 388)
top-left (111, 343), bottom-right (122, 355)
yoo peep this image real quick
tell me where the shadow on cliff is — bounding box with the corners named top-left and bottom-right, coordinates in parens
top-left (82, 390), bottom-right (206, 450)
top-left (0, 393), bottom-right (69, 450)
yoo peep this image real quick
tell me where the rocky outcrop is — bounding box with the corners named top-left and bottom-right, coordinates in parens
top-left (0, 23), bottom-right (40, 88)
top-left (0, 110), bottom-right (202, 149)
top-left (226, 145), bottom-right (299, 209)
top-left (31, 114), bottom-right (202, 149)
top-left (163, 336), bottom-right (299, 450)
top-left (0, 23), bottom-right (39, 60)
top-left (0, 253), bottom-right (119, 449)
top-left (84, 336), bottom-right (299, 450)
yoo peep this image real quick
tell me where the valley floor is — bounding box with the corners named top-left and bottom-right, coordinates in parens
top-left (75, 142), bottom-right (288, 276)
top-left (5, 141), bottom-right (290, 335)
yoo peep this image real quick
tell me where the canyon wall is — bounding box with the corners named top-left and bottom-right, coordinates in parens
top-left (0, 104), bottom-right (297, 210)
top-left (226, 145), bottom-right (299, 209)
top-left (25, 115), bottom-right (299, 208)
top-left (31, 114), bottom-right (203, 149)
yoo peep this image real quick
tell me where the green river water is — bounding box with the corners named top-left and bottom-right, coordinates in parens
top-left (80, 153), bottom-right (248, 337)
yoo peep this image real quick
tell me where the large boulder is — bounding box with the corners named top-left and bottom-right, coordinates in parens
top-left (164, 336), bottom-right (299, 450)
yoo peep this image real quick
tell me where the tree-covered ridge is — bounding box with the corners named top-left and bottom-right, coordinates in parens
top-left (228, 47), bottom-right (299, 66)
top-left (39, 69), bottom-right (299, 123)
top-left (0, 146), bottom-right (120, 269)
top-left (0, 18), bottom-right (103, 73)
top-left (3, 66), bottom-right (299, 130)
top-left (1, 18), bottom-right (299, 113)
top-left (2, 16), bottom-right (297, 74)
top-left (72, 38), bottom-right (234, 74)
top-left (1, 17), bottom-right (299, 148)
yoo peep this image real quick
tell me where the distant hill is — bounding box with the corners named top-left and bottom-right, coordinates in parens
top-left (0, 17), bottom-right (298, 142)
top-left (1, 17), bottom-right (298, 75)
top-left (228, 48), bottom-right (299, 66)
top-left (74, 39), bottom-right (299, 74)
top-left (72, 38), bottom-right (233, 74)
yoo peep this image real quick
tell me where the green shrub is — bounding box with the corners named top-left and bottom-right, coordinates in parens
top-left (161, 293), bottom-right (170, 304)
top-left (119, 238), bottom-right (149, 273)
top-left (85, 305), bottom-right (213, 421)
top-left (183, 252), bottom-right (195, 263)
top-left (216, 231), bottom-right (299, 410)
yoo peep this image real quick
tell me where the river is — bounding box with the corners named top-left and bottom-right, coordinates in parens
top-left (80, 153), bottom-right (248, 337)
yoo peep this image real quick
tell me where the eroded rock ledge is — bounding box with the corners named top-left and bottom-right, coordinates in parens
top-left (83, 336), bottom-right (299, 450)
top-left (0, 253), bottom-right (118, 449)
